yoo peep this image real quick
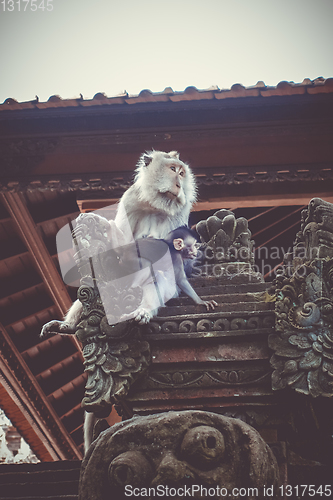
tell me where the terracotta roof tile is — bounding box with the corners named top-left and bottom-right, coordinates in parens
top-left (215, 83), bottom-right (259, 99)
top-left (1, 77), bottom-right (332, 112)
top-left (307, 77), bottom-right (333, 94)
top-left (125, 88), bottom-right (171, 104)
top-left (169, 86), bottom-right (217, 102)
top-left (259, 81), bottom-right (306, 97)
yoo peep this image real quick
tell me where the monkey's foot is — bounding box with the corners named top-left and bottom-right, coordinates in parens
top-left (40, 320), bottom-right (76, 338)
top-left (134, 308), bottom-right (153, 325)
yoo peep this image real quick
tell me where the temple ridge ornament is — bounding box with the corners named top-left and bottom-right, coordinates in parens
top-left (195, 209), bottom-right (264, 283)
top-left (196, 209), bottom-right (254, 264)
top-left (269, 198), bottom-right (333, 397)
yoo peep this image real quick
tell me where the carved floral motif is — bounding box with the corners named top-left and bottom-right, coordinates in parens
top-left (269, 198), bottom-right (333, 397)
top-left (148, 367), bottom-right (270, 389)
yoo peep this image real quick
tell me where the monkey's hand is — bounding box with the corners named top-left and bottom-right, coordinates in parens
top-left (40, 320), bottom-right (76, 338)
top-left (200, 299), bottom-right (218, 311)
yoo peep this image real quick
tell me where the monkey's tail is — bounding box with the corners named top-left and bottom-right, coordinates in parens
top-left (64, 299), bottom-right (83, 328)
top-left (84, 411), bottom-right (96, 454)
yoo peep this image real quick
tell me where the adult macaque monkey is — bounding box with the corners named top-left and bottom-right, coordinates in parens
top-left (41, 150), bottom-right (196, 334)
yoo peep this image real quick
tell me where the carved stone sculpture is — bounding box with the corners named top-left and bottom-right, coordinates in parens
top-left (196, 209), bottom-right (262, 283)
top-left (79, 410), bottom-right (280, 500)
top-left (70, 213), bottom-right (151, 415)
top-left (269, 198), bottom-right (333, 397)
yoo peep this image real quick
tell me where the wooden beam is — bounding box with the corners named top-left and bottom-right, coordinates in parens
top-left (194, 193), bottom-right (333, 211)
top-left (76, 193), bottom-right (333, 215)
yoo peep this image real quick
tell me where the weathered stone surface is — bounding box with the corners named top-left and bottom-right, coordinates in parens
top-left (79, 410), bottom-right (280, 500)
top-left (71, 212), bottom-right (151, 414)
top-left (269, 198), bottom-right (333, 397)
top-left (197, 210), bottom-right (254, 264)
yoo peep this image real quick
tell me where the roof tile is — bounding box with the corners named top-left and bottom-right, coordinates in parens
top-left (125, 88), bottom-right (170, 104)
top-left (169, 86), bottom-right (217, 101)
top-left (215, 84), bottom-right (259, 99)
top-left (260, 81), bottom-right (306, 97)
top-left (307, 77), bottom-right (333, 94)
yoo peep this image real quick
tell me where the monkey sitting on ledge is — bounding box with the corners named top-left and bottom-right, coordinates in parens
top-left (41, 150), bottom-right (197, 338)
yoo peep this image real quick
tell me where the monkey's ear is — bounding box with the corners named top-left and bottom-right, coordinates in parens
top-left (173, 238), bottom-right (184, 251)
top-left (142, 153), bottom-right (153, 166)
top-left (168, 151), bottom-right (180, 159)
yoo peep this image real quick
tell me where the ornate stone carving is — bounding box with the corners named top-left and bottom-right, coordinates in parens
top-left (269, 198), bottom-right (333, 397)
top-left (145, 312), bottom-right (274, 336)
top-left (70, 213), bottom-right (151, 414)
top-left (147, 367), bottom-right (270, 389)
top-left (194, 208), bottom-right (265, 287)
top-left (79, 410), bottom-right (280, 500)
top-left (196, 209), bottom-right (254, 264)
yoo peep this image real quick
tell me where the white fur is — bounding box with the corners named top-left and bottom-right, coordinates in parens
top-left (84, 412), bottom-right (96, 453)
top-left (115, 150), bottom-right (197, 239)
top-left (64, 296), bottom-right (82, 326)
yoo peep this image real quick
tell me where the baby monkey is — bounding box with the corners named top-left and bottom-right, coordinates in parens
top-left (120, 226), bottom-right (218, 324)
top-left (163, 226), bottom-right (217, 311)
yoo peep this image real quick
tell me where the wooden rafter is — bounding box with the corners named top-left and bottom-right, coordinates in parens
top-left (1, 191), bottom-right (72, 316)
top-left (0, 191), bottom-right (82, 353)
top-left (0, 321), bottom-right (82, 460)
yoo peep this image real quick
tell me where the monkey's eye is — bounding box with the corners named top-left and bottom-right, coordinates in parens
top-left (179, 170), bottom-right (185, 177)
top-left (170, 165), bottom-right (177, 172)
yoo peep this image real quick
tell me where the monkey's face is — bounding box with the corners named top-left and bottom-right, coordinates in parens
top-left (177, 236), bottom-right (199, 260)
top-left (134, 151), bottom-right (196, 216)
top-left (161, 160), bottom-right (186, 201)
top-left (153, 156), bottom-right (187, 205)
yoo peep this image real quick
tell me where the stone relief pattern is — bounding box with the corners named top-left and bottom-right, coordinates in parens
top-left (71, 213), bottom-right (150, 415)
top-left (269, 198), bottom-right (333, 397)
top-left (145, 313), bottom-right (274, 335)
top-left (147, 367), bottom-right (270, 390)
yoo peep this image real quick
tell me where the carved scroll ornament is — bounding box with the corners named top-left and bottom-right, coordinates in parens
top-left (71, 213), bottom-right (150, 415)
top-left (269, 198), bottom-right (333, 397)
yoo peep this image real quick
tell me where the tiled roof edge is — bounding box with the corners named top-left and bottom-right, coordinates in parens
top-left (1, 77), bottom-right (333, 112)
